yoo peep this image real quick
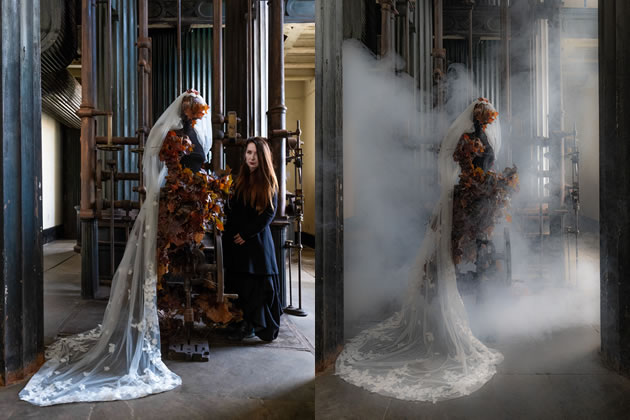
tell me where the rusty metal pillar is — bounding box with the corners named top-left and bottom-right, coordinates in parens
top-left (0, 0), bottom-right (44, 386)
top-left (212, 0), bottom-right (225, 172)
top-left (268, 0), bottom-right (289, 307)
top-left (432, 0), bottom-right (446, 109)
top-left (78, 0), bottom-right (100, 298)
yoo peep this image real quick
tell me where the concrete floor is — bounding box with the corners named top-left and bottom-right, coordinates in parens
top-left (0, 240), bottom-right (315, 419)
top-left (316, 231), bottom-right (630, 419)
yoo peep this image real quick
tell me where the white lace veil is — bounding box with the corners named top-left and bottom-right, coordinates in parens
top-left (336, 99), bottom-right (504, 402)
top-left (20, 92), bottom-right (212, 406)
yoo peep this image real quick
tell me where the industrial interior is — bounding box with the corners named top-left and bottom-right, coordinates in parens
top-left (315, 0), bottom-right (630, 418)
top-left (0, 0), bottom-right (315, 418)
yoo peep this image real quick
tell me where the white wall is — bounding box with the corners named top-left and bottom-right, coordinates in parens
top-left (285, 80), bottom-right (315, 236)
top-left (41, 113), bottom-right (63, 230)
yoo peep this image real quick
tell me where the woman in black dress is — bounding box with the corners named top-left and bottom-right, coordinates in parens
top-left (224, 137), bottom-right (283, 341)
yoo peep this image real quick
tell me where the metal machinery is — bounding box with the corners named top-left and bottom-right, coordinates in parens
top-left (374, 0), bottom-right (580, 290)
top-left (279, 122), bottom-right (309, 317)
top-left (78, 0), bottom-right (297, 358)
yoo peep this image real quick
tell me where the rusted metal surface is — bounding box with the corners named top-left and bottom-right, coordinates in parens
top-left (138, 0), bottom-right (150, 205)
top-left (101, 200), bottom-right (141, 210)
top-left (100, 171), bottom-right (141, 181)
top-left (79, 0), bottom-right (100, 298)
top-left (79, 0), bottom-right (97, 221)
top-left (96, 135), bottom-right (140, 145)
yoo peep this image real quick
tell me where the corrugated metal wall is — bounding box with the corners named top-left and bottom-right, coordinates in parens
top-left (150, 28), bottom-right (215, 123)
top-left (473, 40), bottom-right (501, 110)
top-left (443, 38), bottom-right (502, 115)
top-left (409, 5), bottom-right (502, 202)
top-left (96, 0), bottom-right (138, 200)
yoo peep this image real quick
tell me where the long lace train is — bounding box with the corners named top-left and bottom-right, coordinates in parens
top-left (20, 92), bottom-right (212, 406)
top-left (336, 100), bottom-right (503, 402)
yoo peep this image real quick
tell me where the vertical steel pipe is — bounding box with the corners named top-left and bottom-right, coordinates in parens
top-left (268, 0), bottom-right (289, 308)
top-left (212, 0), bottom-right (224, 171)
top-left (268, 0), bottom-right (287, 218)
top-left (248, 0), bottom-right (254, 137)
top-left (79, 0), bottom-right (99, 298)
top-left (138, 0), bottom-right (150, 201)
top-left (79, 0), bottom-right (97, 219)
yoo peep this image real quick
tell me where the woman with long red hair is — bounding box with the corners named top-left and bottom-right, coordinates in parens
top-left (224, 137), bottom-right (283, 341)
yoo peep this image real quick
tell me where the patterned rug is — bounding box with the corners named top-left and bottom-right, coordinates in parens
top-left (57, 300), bottom-right (313, 353)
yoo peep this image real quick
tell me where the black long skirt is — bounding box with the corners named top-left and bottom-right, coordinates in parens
top-left (227, 271), bottom-right (283, 341)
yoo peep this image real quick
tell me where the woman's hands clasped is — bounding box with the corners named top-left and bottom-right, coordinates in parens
top-left (234, 233), bottom-right (246, 245)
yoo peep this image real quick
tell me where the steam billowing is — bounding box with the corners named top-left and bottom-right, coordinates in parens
top-left (342, 37), bottom-right (599, 341)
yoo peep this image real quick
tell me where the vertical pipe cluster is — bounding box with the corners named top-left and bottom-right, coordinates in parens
top-left (151, 28), bottom-right (213, 121)
top-left (268, 0), bottom-right (287, 219)
top-left (96, 0), bottom-right (138, 200)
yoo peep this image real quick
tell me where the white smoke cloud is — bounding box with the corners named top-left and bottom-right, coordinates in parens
top-left (342, 33), bottom-right (600, 342)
